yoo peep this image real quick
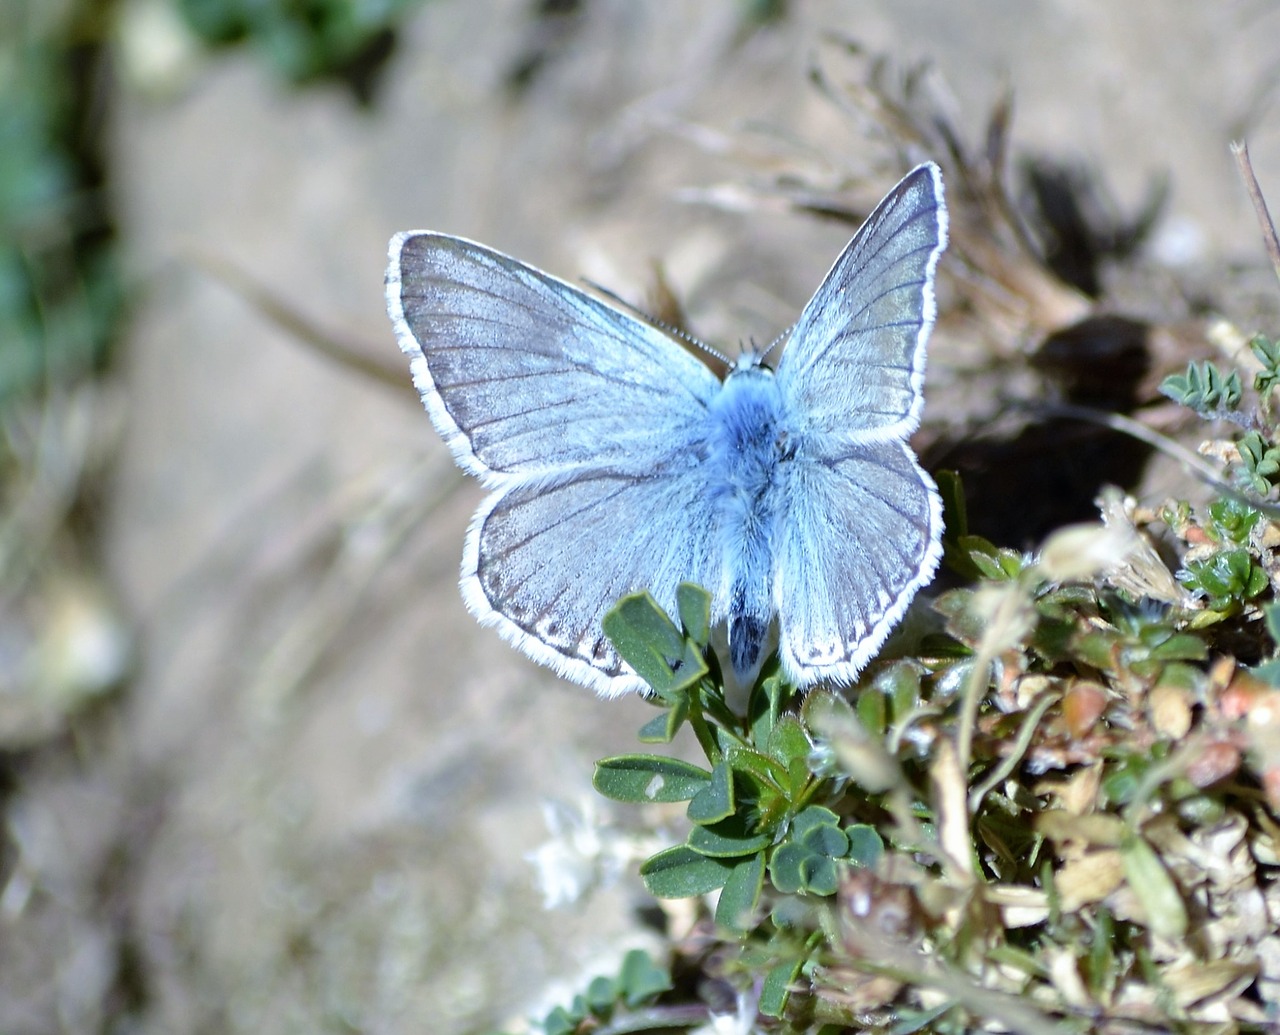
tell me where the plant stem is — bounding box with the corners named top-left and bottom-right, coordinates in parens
top-left (1232, 140), bottom-right (1280, 291)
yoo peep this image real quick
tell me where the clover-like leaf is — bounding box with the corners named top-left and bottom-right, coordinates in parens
top-left (640, 845), bottom-right (736, 898)
top-left (846, 823), bottom-right (884, 868)
top-left (617, 949), bottom-right (672, 1007)
top-left (603, 591), bottom-right (708, 695)
top-left (687, 760), bottom-right (734, 824)
top-left (593, 755), bottom-right (711, 803)
top-left (766, 806), bottom-right (851, 897)
top-left (714, 852), bottom-right (766, 931)
top-left (769, 842), bottom-right (840, 896)
top-left (793, 807), bottom-right (850, 858)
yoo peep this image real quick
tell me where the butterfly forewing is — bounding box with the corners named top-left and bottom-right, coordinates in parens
top-left (776, 163), bottom-right (947, 441)
top-left (388, 233), bottom-right (721, 480)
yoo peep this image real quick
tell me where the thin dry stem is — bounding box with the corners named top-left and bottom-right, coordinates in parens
top-left (1231, 140), bottom-right (1280, 290)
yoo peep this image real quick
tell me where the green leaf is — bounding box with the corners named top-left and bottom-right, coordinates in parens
top-left (1178, 547), bottom-right (1268, 610)
top-left (1237, 430), bottom-right (1280, 493)
top-left (969, 551), bottom-right (1008, 580)
top-left (542, 1006), bottom-right (577, 1035)
top-left (1159, 360), bottom-right (1242, 415)
top-left (640, 845), bottom-right (736, 898)
top-left (936, 468), bottom-right (969, 538)
top-left (726, 748), bottom-right (790, 794)
top-left (593, 755), bottom-right (711, 803)
top-left (768, 806), bottom-right (851, 897)
top-left (1248, 563), bottom-right (1270, 597)
top-left (687, 759), bottom-right (735, 824)
top-left (603, 592), bottom-right (707, 694)
top-left (801, 821), bottom-right (849, 859)
top-left (1252, 334), bottom-right (1280, 398)
top-left (676, 582), bottom-right (711, 645)
top-left (714, 851), bottom-right (765, 931)
top-left (688, 814), bottom-right (772, 857)
top-left (759, 957), bottom-right (805, 1018)
top-left (787, 806), bottom-right (850, 861)
top-left (766, 716), bottom-right (810, 766)
top-left (768, 842), bottom-right (810, 894)
top-left (791, 805), bottom-right (841, 839)
top-left (878, 661), bottom-right (925, 718)
top-left (618, 949), bottom-right (671, 1007)
top-left (638, 708), bottom-right (681, 743)
top-left (747, 659), bottom-right (790, 746)
top-left (1145, 633), bottom-right (1208, 662)
top-left (1101, 755), bottom-right (1152, 806)
top-left (1120, 833), bottom-right (1187, 940)
top-left (798, 854), bottom-right (840, 896)
top-left (854, 683), bottom-right (887, 736)
top-left (939, 470), bottom-right (992, 582)
top-left (767, 717), bottom-right (812, 796)
top-left (1250, 333), bottom-right (1280, 367)
top-left (1207, 496), bottom-right (1261, 544)
top-left (846, 824), bottom-right (884, 868)
top-left (585, 975), bottom-right (617, 1013)
top-left (962, 539), bottom-right (1028, 581)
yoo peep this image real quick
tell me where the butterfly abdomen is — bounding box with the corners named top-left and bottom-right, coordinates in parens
top-left (707, 364), bottom-right (793, 681)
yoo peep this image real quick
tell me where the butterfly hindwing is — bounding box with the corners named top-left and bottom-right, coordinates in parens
top-left (465, 464), bottom-right (720, 696)
top-left (773, 438), bottom-right (943, 685)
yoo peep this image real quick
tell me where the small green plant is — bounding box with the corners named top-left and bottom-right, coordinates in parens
top-left (526, 950), bottom-right (673, 1035)
top-left (1159, 359), bottom-right (1243, 418)
top-left (595, 585), bottom-right (860, 938)
top-left (1250, 332), bottom-right (1280, 407)
top-left (1206, 494), bottom-right (1262, 543)
top-left (506, 471), bottom-right (1280, 1033)
top-left (1178, 547), bottom-right (1269, 613)
top-left (1236, 429), bottom-right (1280, 494)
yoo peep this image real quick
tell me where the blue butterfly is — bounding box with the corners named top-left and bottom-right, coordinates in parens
top-left (386, 163), bottom-right (947, 696)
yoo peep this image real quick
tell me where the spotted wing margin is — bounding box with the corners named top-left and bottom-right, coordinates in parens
top-left (386, 232), bottom-right (721, 483)
top-left (776, 163), bottom-right (947, 442)
top-left (773, 440), bottom-right (942, 687)
top-left (462, 461), bottom-right (719, 697)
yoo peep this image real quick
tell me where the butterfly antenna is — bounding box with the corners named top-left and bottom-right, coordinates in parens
top-left (760, 323), bottom-right (793, 363)
top-left (582, 278), bottom-right (731, 366)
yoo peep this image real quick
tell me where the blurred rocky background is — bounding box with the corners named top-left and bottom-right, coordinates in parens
top-left (2, 1), bottom-right (1279, 1031)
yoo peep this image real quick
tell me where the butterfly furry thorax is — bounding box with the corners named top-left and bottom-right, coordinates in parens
top-left (387, 162), bottom-right (948, 696)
